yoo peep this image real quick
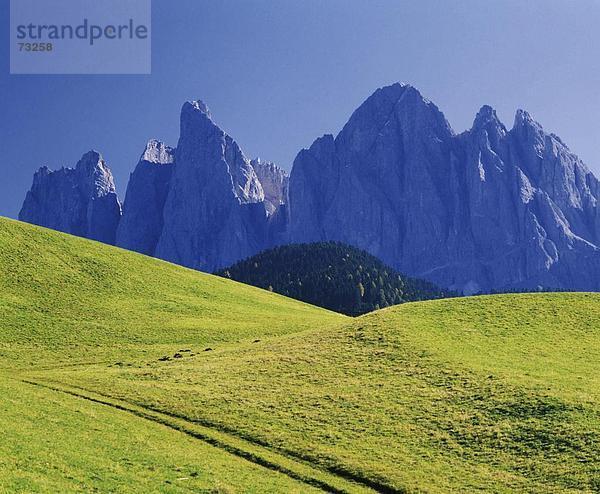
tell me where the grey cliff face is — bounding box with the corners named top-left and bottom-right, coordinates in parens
top-left (289, 83), bottom-right (600, 293)
top-left (251, 158), bottom-right (289, 215)
top-left (19, 84), bottom-right (600, 293)
top-left (19, 150), bottom-right (121, 244)
top-left (289, 84), bottom-right (457, 282)
top-left (116, 140), bottom-right (175, 256)
top-left (154, 100), bottom-right (271, 271)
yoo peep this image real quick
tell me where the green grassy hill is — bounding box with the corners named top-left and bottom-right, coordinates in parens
top-left (40, 293), bottom-right (600, 493)
top-left (0, 217), bottom-right (345, 368)
top-left (2, 217), bottom-right (600, 493)
top-left (0, 217), bottom-right (348, 493)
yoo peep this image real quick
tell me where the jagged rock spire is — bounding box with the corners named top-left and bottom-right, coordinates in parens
top-left (19, 151), bottom-right (121, 245)
top-left (19, 83), bottom-right (600, 292)
top-left (116, 140), bottom-right (175, 255)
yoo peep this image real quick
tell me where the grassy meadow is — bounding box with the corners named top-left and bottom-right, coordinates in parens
top-left (0, 379), bottom-right (323, 493)
top-left (1, 217), bottom-right (599, 493)
top-left (0, 217), bottom-right (345, 368)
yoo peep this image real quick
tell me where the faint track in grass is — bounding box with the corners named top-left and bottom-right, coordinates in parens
top-left (21, 378), bottom-right (396, 494)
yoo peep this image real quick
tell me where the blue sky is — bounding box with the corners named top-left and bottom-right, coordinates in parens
top-left (1, 0), bottom-right (599, 218)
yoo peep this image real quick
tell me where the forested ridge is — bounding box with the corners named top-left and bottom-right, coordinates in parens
top-left (217, 242), bottom-right (453, 315)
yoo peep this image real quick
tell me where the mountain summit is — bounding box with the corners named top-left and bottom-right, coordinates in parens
top-left (19, 151), bottom-right (121, 245)
top-left (153, 100), bottom-right (276, 270)
top-left (19, 83), bottom-right (600, 292)
top-left (115, 140), bottom-right (175, 256)
top-left (289, 83), bottom-right (600, 293)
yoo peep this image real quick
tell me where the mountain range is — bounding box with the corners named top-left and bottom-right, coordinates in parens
top-left (19, 83), bottom-right (600, 294)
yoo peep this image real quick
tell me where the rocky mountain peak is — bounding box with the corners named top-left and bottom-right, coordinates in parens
top-left (19, 83), bottom-right (600, 293)
top-left (251, 158), bottom-right (289, 215)
top-left (472, 105), bottom-right (506, 133)
top-left (290, 82), bottom-right (600, 293)
top-left (353, 83), bottom-right (450, 137)
top-left (19, 151), bottom-right (121, 245)
top-left (32, 165), bottom-right (51, 185)
top-left (142, 140), bottom-right (175, 164)
top-left (179, 99), bottom-right (215, 145)
top-left (177, 98), bottom-right (264, 205)
top-left (470, 105), bottom-right (507, 151)
top-left (154, 99), bottom-right (270, 271)
top-left (333, 83), bottom-right (453, 172)
top-left (180, 100), bottom-right (214, 134)
top-left (73, 151), bottom-right (118, 198)
top-left (116, 141), bottom-right (175, 256)
top-left (513, 108), bottom-right (537, 127)
top-left (77, 149), bottom-right (102, 165)
top-left (511, 109), bottom-right (547, 145)
top-left (186, 99), bottom-right (212, 117)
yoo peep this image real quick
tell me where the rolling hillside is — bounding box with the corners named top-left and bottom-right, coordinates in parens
top-left (0, 217), bottom-right (344, 368)
top-left (40, 294), bottom-right (600, 493)
top-left (2, 217), bottom-right (599, 493)
top-left (0, 217), bottom-right (348, 493)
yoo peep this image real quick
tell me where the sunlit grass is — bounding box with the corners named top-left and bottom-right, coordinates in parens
top-left (43, 293), bottom-right (600, 493)
top-left (2, 217), bottom-right (599, 492)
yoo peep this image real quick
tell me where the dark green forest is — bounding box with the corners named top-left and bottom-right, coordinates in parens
top-left (216, 242), bottom-right (454, 316)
